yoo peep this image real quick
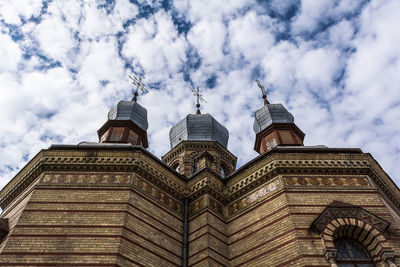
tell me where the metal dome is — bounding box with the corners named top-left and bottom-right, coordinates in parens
top-left (108, 101), bottom-right (148, 130)
top-left (253, 104), bottom-right (294, 134)
top-left (169, 114), bottom-right (229, 148)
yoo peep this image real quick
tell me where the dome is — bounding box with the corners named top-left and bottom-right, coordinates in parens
top-left (108, 101), bottom-right (148, 130)
top-left (169, 114), bottom-right (229, 148)
top-left (253, 104), bottom-right (294, 134)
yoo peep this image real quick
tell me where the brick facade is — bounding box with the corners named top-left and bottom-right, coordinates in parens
top-left (0, 146), bottom-right (399, 266)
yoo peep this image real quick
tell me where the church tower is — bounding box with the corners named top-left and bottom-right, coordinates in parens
top-left (253, 79), bottom-right (304, 153)
top-left (162, 113), bottom-right (236, 178)
top-left (162, 87), bottom-right (236, 178)
top-left (98, 76), bottom-right (149, 147)
top-left (97, 100), bottom-right (149, 147)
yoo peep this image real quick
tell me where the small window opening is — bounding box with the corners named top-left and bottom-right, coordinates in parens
top-left (334, 238), bottom-right (374, 267)
top-left (193, 160), bottom-right (198, 173)
top-left (172, 163), bottom-right (180, 173)
top-left (220, 167), bottom-right (226, 178)
top-left (220, 163), bottom-right (229, 178)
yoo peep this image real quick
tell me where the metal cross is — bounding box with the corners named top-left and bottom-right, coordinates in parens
top-left (189, 86), bottom-right (206, 114)
top-left (129, 75), bottom-right (148, 102)
top-left (254, 78), bottom-right (270, 105)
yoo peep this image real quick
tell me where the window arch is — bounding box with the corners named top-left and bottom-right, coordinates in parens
top-left (310, 201), bottom-right (396, 267)
top-left (220, 162), bottom-right (230, 178)
top-left (193, 160), bottom-right (198, 173)
top-left (220, 166), bottom-right (226, 178)
top-left (172, 162), bottom-right (180, 173)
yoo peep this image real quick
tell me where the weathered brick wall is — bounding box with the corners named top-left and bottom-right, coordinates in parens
top-left (227, 190), bottom-right (304, 266)
top-left (0, 148), bottom-right (399, 267)
top-left (0, 186), bottom-right (128, 265)
top-left (118, 189), bottom-right (183, 266)
top-left (285, 186), bottom-right (400, 266)
top-left (0, 176), bottom-right (40, 253)
top-left (188, 206), bottom-right (229, 267)
top-left (0, 171), bottom-right (184, 267)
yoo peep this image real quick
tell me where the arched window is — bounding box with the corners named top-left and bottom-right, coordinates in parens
top-left (193, 160), bottom-right (198, 173)
top-left (172, 162), bottom-right (180, 173)
top-left (334, 238), bottom-right (374, 267)
top-left (220, 166), bottom-right (225, 178)
top-left (220, 163), bottom-right (229, 178)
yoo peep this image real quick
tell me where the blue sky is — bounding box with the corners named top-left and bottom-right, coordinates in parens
top-left (0, 0), bottom-right (400, 188)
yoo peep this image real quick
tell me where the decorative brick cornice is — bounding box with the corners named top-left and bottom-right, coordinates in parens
top-left (162, 140), bottom-right (237, 166)
top-left (224, 152), bottom-right (400, 212)
top-left (225, 160), bottom-right (371, 202)
top-left (1, 147), bottom-right (399, 218)
top-left (187, 169), bottom-right (224, 202)
top-left (310, 201), bottom-right (390, 234)
top-left (0, 149), bottom-right (186, 209)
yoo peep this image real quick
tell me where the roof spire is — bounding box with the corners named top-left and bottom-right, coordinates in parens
top-left (129, 75), bottom-right (148, 103)
top-left (255, 78), bottom-right (270, 105)
top-left (190, 86), bottom-right (206, 114)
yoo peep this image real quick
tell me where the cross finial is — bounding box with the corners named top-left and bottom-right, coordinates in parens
top-left (129, 75), bottom-right (148, 103)
top-left (189, 86), bottom-right (206, 114)
top-left (254, 78), bottom-right (269, 105)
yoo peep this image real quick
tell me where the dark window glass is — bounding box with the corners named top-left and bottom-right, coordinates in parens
top-left (335, 239), bottom-right (374, 267)
top-left (193, 160), bottom-right (198, 173)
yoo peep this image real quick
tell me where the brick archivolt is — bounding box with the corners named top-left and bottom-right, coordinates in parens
top-left (322, 218), bottom-right (392, 263)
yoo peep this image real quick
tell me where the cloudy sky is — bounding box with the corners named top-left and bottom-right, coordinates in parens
top-left (0, 0), bottom-right (399, 188)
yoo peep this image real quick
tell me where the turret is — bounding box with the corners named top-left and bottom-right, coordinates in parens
top-left (162, 86), bottom-right (236, 178)
top-left (97, 75), bottom-right (149, 148)
top-left (253, 79), bottom-right (304, 154)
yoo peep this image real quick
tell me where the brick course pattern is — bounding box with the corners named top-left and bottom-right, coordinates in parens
top-left (0, 147), bottom-right (399, 266)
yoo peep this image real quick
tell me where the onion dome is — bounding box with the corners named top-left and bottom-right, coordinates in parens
top-left (97, 100), bottom-right (149, 148)
top-left (108, 101), bottom-right (148, 131)
top-left (169, 114), bottom-right (229, 149)
top-left (253, 102), bottom-right (304, 154)
top-left (253, 104), bottom-right (294, 134)
top-left (252, 79), bottom-right (304, 154)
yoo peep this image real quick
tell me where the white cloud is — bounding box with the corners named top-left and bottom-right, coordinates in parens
top-left (296, 47), bottom-right (341, 91)
top-left (0, 33), bottom-right (22, 72)
top-left (34, 14), bottom-right (77, 62)
top-left (173, 0), bottom-right (251, 22)
top-left (79, 38), bottom-right (125, 83)
top-left (228, 11), bottom-right (275, 62)
top-left (0, 0), bottom-right (400, 190)
top-left (188, 19), bottom-right (227, 66)
top-left (328, 19), bottom-right (355, 47)
top-left (0, 0), bottom-right (42, 25)
top-left (292, 0), bottom-right (366, 35)
top-left (122, 11), bottom-right (187, 78)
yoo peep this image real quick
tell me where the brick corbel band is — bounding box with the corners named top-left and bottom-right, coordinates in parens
top-left (324, 249), bottom-right (338, 267)
top-left (381, 250), bottom-right (397, 267)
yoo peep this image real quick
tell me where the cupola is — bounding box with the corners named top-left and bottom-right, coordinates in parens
top-left (169, 114), bottom-right (229, 149)
top-left (162, 86), bottom-right (236, 178)
top-left (253, 79), bottom-right (305, 154)
top-left (97, 76), bottom-right (149, 148)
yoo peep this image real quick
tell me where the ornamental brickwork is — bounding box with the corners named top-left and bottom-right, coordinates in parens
top-left (0, 146), bottom-right (399, 266)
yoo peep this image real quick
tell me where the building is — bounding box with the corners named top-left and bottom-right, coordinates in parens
top-left (0, 85), bottom-right (399, 267)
